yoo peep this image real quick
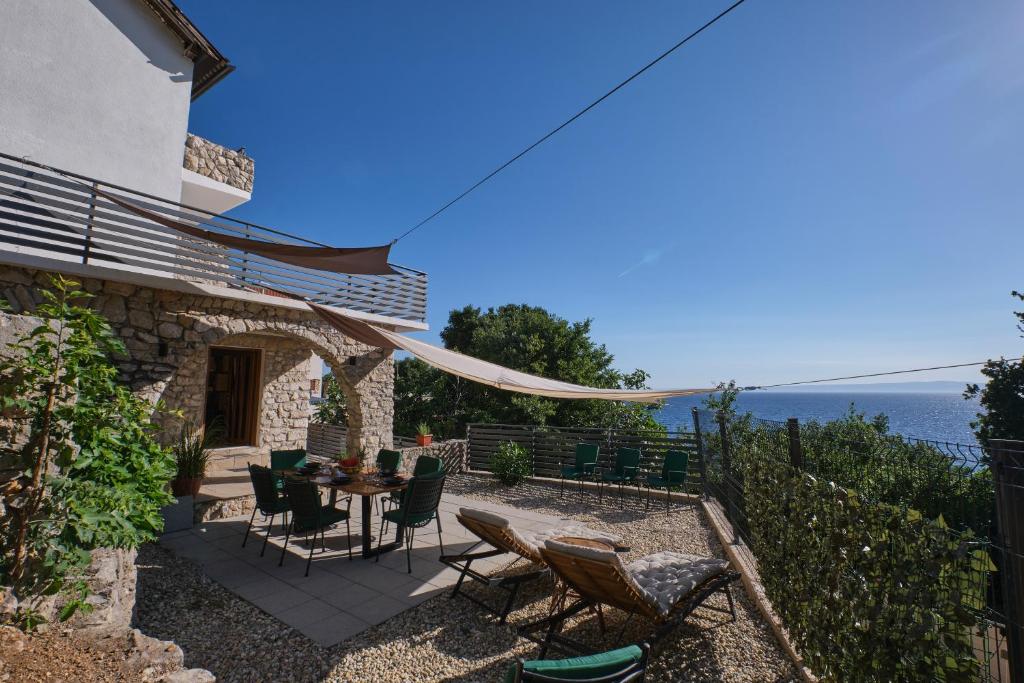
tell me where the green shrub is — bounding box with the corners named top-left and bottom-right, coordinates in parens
top-left (490, 441), bottom-right (531, 486)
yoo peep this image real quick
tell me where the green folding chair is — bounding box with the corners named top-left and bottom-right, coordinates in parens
top-left (596, 447), bottom-right (641, 507)
top-left (506, 643), bottom-right (650, 682)
top-left (560, 443), bottom-right (599, 498)
top-left (645, 450), bottom-right (689, 512)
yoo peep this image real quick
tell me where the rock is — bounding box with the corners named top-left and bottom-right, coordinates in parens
top-left (129, 309), bottom-right (155, 328)
top-left (125, 628), bottom-right (184, 674)
top-left (0, 587), bottom-right (18, 620)
top-left (161, 668), bottom-right (216, 683)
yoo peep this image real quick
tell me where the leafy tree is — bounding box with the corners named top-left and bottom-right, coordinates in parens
top-left (965, 290), bottom-right (1024, 446)
top-left (394, 304), bottom-right (664, 438)
top-left (0, 276), bottom-right (174, 626)
top-left (313, 373), bottom-right (347, 425)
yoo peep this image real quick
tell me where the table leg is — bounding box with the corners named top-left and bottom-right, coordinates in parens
top-left (360, 494), bottom-right (405, 559)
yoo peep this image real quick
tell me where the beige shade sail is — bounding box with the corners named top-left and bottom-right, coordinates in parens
top-left (311, 304), bottom-right (714, 403)
top-left (91, 185), bottom-right (399, 275)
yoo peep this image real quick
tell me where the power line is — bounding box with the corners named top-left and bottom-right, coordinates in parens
top-left (391, 0), bottom-right (751, 244)
top-left (741, 357), bottom-right (1023, 391)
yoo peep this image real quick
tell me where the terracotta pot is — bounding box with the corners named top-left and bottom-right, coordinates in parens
top-left (171, 477), bottom-right (202, 497)
top-left (416, 434), bottom-right (432, 447)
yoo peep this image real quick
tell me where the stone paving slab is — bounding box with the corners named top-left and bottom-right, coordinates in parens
top-left (159, 492), bottom-right (566, 646)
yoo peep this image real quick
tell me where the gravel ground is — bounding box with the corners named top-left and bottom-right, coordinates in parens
top-left (135, 474), bottom-right (798, 682)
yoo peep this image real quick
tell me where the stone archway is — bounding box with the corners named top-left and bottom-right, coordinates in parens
top-left (151, 303), bottom-right (395, 457)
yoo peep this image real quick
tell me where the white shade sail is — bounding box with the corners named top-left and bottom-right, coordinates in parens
top-left (311, 303), bottom-right (713, 403)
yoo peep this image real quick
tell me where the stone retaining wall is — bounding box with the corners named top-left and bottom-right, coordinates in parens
top-left (398, 439), bottom-right (468, 474)
top-left (183, 134), bottom-right (254, 193)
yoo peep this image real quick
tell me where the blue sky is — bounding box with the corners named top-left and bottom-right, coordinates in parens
top-left (180, 1), bottom-right (1023, 388)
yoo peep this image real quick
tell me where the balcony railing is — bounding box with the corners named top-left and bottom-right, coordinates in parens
top-left (0, 153), bottom-right (426, 323)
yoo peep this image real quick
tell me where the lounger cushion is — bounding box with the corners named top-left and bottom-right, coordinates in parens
top-left (459, 507), bottom-right (512, 529)
top-left (626, 551), bottom-right (728, 616)
top-left (520, 524), bottom-right (622, 553)
top-left (544, 538), bottom-right (620, 562)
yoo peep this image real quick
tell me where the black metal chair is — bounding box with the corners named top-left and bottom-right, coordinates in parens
top-left (279, 477), bottom-right (353, 576)
top-left (242, 464), bottom-right (291, 557)
top-left (375, 471), bottom-right (446, 573)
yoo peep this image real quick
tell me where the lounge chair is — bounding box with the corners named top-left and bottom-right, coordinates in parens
top-left (506, 642), bottom-right (650, 682)
top-left (521, 539), bottom-right (739, 657)
top-left (560, 443), bottom-right (600, 498)
top-left (441, 507), bottom-right (623, 623)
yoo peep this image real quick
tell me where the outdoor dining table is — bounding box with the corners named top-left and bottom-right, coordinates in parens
top-left (312, 470), bottom-right (410, 559)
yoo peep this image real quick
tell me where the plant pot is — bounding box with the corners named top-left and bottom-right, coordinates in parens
top-left (171, 477), bottom-right (202, 497)
top-left (416, 434), bottom-right (433, 447)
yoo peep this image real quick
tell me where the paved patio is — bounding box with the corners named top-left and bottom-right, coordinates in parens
top-left (159, 490), bottom-right (571, 647)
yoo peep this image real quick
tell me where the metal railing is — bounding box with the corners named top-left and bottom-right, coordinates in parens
top-left (0, 152), bottom-right (427, 323)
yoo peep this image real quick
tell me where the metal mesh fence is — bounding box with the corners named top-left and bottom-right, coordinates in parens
top-left (693, 408), bottom-right (1023, 682)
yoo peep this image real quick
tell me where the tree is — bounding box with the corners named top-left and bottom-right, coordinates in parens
top-left (394, 304), bottom-right (664, 437)
top-left (0, 276), bottom-right (174, 627)
top-left (313, 373), bottom-right (347, 425)
top-left (965, 291), bottom-right (1024, 446)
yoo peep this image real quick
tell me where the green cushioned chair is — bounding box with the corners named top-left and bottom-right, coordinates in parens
top-left (560, 443), bottom-right (599, 498)
top-left (384, 455), bottom-right (444, 521)
top-left (376, 470), bottom-right (446, 573)
top-left (270, 448), bottom-right (307, 471)
top-left (506, 643), bottom-right (650, 682)
top-left (376, 448), bottom-right (402, 473)
top-left (596, 447), bottom-right (642, 507)
top-left (644, 450), bottom-right (689, 512)
top-left (243, 464), bottom-right (291, 557)
top-left (279, 477), bottom-right (352, 576)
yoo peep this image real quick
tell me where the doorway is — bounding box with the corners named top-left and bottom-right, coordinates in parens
top-left (205, 347), bottom-right (261, 447)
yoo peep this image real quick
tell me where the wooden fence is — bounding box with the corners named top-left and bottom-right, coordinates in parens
top-left (306, 422), bottom-right (420, 459)
top-left (467, 423), bottom-right (704, 494)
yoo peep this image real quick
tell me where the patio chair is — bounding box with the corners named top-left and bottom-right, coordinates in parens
top-left (383, 454), bottom-right (444, 524)
top-left (596, 448), bottom-right (642, 507)
top-left (242, 464), bottom-right (291, 557)
top-left (521, 539), bottom-right (738, 657)
top-left (560, 443), bottom-right (599, 498)
top-left (441, 507), bottom-right (623, 623)
top-left (506, 642), bottom-right (650, 682)
top-left (375, 470), bottom-right (447, 573)
top-left (373, 448), bottom-right (404, 515)
top-left (279, 477), bottom-right (353, 576)
top-left (644, 450), bottom-right (689, 512)
top-left (270, 448), bottom-right (307, 472)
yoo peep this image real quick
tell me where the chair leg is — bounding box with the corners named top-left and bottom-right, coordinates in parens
top-left (305, 530), bottom-right (316, 577)
top-left (242, 506), bottom-right (257, 547)
top-left (278, 519), bottom-right (292, 566)
top-left (261, 512), bottom-right (275, 557)
top-left (375, 511), bottom-right (386, 563)
top-left (667, 487), bottom-right (671, 513)
top-left (559, 475), bottom-right (564, 497)
top-left (725, 584), bottom-right (737, 620)
top-left (598, 480), bottom-right (603, 504)
top-left (435, 516), bottom-right (445, 556)
top-left (406, 526), bottom-right (415, 574)
top-left (346, 517), bottom-right (353, 560)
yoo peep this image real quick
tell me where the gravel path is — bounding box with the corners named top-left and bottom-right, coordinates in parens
top-left (135, 475), bottom-right (798, 682)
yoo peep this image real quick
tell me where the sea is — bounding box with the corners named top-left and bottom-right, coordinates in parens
top-left (655, 391), bottom-right (982, 445)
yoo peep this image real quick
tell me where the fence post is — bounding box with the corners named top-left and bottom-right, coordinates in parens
top-left (787, 417), bottom-right (803, 470)
top-left (992, 439), bottom-right (1024, 682)
top-left (692, 408), bottom-right (707, 499)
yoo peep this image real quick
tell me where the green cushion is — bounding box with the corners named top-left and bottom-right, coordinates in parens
top-left (293, 505), bottom-right (348, 532)
top-left (507, 644), bottom-right (644, 682)
top-left (382, 508), bottom-right (435, 527)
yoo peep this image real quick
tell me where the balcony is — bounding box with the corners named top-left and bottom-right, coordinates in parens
top-left (181, 134), bottom-right (254, 215)
top-left (0, 152), bottom-right (427, 328)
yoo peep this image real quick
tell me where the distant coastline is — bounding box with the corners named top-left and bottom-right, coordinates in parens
top-left (760, 380), bottom-right (968, 394)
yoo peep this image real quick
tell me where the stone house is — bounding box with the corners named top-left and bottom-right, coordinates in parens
top-left (0, 0), bottom-right (428, 465)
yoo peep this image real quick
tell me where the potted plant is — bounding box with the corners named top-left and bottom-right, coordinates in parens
top-left (416, 423), bottom-right (433, 447)
top-left (171, 422), bottom-right (217, 497)
top-left (337, 449), bottom-right (363, 475)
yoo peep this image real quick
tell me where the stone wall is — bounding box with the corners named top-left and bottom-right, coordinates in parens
top-left (398, 439), bottom-right (469, 475)
top-left (183, 133), bottom-right (254, 193)
top-left (0, 267), bottom-right (395, 456)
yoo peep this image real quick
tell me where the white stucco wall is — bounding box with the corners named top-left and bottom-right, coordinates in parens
top-left (0, 0), bottom-right (193, 200)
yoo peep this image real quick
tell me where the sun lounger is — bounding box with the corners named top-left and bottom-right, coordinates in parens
top-left (520, 539), bottom-right (739, 657)
top-left (440, 507), bottom-right (623, 623)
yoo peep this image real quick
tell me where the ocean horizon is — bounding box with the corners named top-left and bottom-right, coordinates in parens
top-left (655, 390), bottom-right (982, 445)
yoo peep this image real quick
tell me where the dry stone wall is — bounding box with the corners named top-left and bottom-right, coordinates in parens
top-left (0, 266), bottom-right (395, 456)
top-left (183, 133), bottom-right (254, 193)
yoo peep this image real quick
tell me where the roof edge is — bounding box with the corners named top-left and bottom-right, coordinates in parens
top-left (136, 0), bottom-right (232, 100)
